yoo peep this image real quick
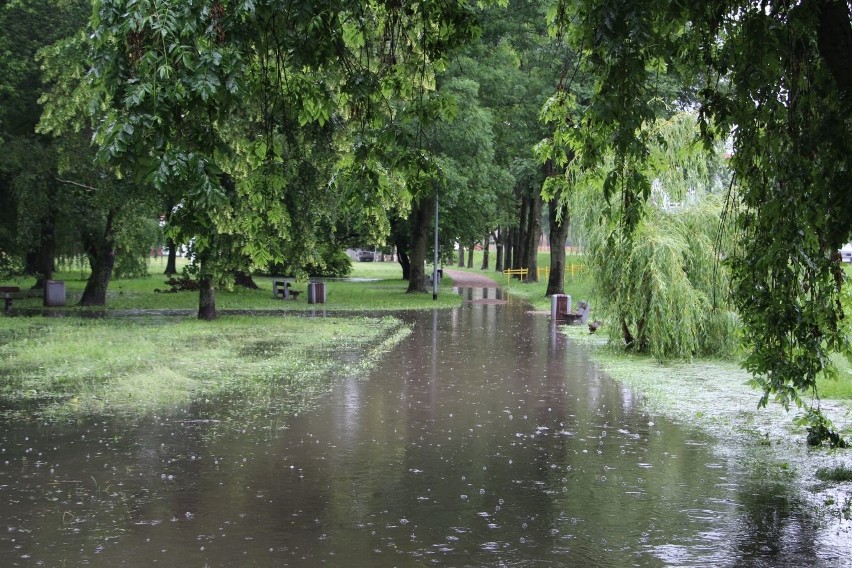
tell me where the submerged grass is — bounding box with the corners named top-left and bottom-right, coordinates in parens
top-left (816, 465), bottom-right (852, 483)
top-left (0, 315), bottom-right (408, 420)
top-left (560, 324), bottom-right (852, 440)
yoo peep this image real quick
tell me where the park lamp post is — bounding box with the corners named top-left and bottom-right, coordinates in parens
top-left (433, 191), bottom-right (439, 301)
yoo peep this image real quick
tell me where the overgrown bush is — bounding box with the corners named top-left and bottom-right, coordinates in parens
top-left (267, 246), bottom-right (353, 278)
top-left (304, 248), bottom-right (352, 277)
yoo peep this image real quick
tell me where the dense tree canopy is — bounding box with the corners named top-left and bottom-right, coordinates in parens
top-left (84, 0), bottom-right (486, 316)
top-left (545, 0), bottom-right (852, 442)
top-left (0, 0), bottom-right (91, 282)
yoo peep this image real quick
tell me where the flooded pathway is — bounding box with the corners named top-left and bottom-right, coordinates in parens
top-left (1, 285), bottom-right (848, 566)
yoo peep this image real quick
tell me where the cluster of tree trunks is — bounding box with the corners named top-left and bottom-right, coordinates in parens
top-left (493, 161), bottom-right (571, 296)
top-left (494, 182), bottom-right (544, 284)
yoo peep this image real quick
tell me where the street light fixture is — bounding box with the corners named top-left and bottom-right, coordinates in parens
top-left (433, 191), bottom-right (439, 301)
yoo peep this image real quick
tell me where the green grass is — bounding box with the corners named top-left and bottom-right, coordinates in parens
top-left (1, 257), bottom-right (461, 312)
top-left (816, 356), bottom-right (852, 400)
top-left (815, 465), bottom-right (852, 483)
top-left (0, 257), bottom-right (451, 420)
top-left (820, 263), bottom-right (852, 399)
top-left (0, 314), bottom-right (408, 420)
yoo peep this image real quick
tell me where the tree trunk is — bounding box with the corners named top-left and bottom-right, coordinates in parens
top-left (163, 200), bottom-right (178, 275)
top-left (504, 228), bottom-right (514, 272)
top-left (164, 237), bottom-right (178, 275)
top-left (515, 196), bottom-right (528, 270)
top-left (510, 227), bottom-right (520, 269)
top-left (194, 252), bottom-right (218, 320)
top-left (79, 209), bottom-right (118, 306)
top-left (523, 193), bottom-right (543, 283)
top-left (481, 232), bottom-right (490, 270)
top-left (457, 244), bottom-right (465, 267)
top-left (397, 249), bottom-right (411, 280)
top-left (198, 274), bottom-right (217, 320)
top-left (622, 319), bottom-right (635, 348)
top-left (546, 199), bottom-right (571, 296)
top-left (466, 242), bottom-right (474, 268)
top-left (25, 216), bottom-right (56, 289)
top-left (495, 228), bottom-right (504, 272)
top-left (406, 197), bottom-right (432, 293)
top-left (390, 221), bottom-right (412, 280)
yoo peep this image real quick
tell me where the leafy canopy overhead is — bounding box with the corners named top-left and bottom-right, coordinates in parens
top-left (86, 0), bottom-right (489, 279)
top-left (545, 0), bottom-right (852, 441)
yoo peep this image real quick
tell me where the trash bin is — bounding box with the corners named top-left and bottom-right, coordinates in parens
top-left (550, 294), bottom-right (571, 321)
top-left (308, 281), bottom-right (326, 304)
top-left (44, 280), bottom-right (66, 307)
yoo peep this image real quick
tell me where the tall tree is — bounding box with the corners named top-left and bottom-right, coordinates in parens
top-left (455, 0), bottom-right (566, 283)
top-left (39, 29), bottom-right (158, 306)
top-left (546, 0), bottom-right (852, 443)
top-left (85, 0), bottom-right (483, 314)
top-left (0, 0), bottom-right (90, 286)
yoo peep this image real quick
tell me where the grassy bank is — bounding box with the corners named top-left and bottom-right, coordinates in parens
top-left (1, 258), bottom-right (461, 312)
top-left (0, 314), bottom-right (409, 421)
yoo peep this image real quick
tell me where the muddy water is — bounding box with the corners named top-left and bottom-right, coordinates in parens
top-left (0, 288), bottom-right (846, 566)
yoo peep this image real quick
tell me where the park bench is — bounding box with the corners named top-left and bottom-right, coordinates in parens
top-left (272, 278), bottom-right (302, 300)
top-left (502, 267), bottom-right (529, 284)
top-left (1, 286), bottom-right (21, 315)
top-left (561, 300), bottom-right (591, 324)
top-left (552, 295), bottom-right (591, 324)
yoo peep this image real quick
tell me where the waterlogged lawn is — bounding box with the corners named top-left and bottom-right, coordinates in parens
top-left (561, 325), bottom-right (852, 430)
top-left (0, 315), bottom-right (409, 420)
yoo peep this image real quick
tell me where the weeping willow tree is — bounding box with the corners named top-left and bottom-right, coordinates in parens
top-left (587, 200), bottom-right (738, 360)
top-left (544, 0), bottom-right (851, 445)
top-left (551, 112), bottom-right (737, 360)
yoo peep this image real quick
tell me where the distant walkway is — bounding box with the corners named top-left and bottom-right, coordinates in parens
top-left (443, 269), bottom-right (500, 288)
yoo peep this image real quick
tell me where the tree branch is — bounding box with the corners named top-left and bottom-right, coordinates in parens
top-left (55, 176), bottom-right (98, 192)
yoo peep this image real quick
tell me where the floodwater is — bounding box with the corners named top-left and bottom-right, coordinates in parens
top-left (1, 287), bottom-right (848, 567)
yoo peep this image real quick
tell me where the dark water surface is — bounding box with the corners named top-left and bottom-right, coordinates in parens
top-left (1, 288), bottom-right (847, 566)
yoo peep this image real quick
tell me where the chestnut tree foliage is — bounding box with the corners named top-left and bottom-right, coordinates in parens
top-left (544, 0), bottom-right (852, 442)
top-left (84, 0), bottom-right (487, 317)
